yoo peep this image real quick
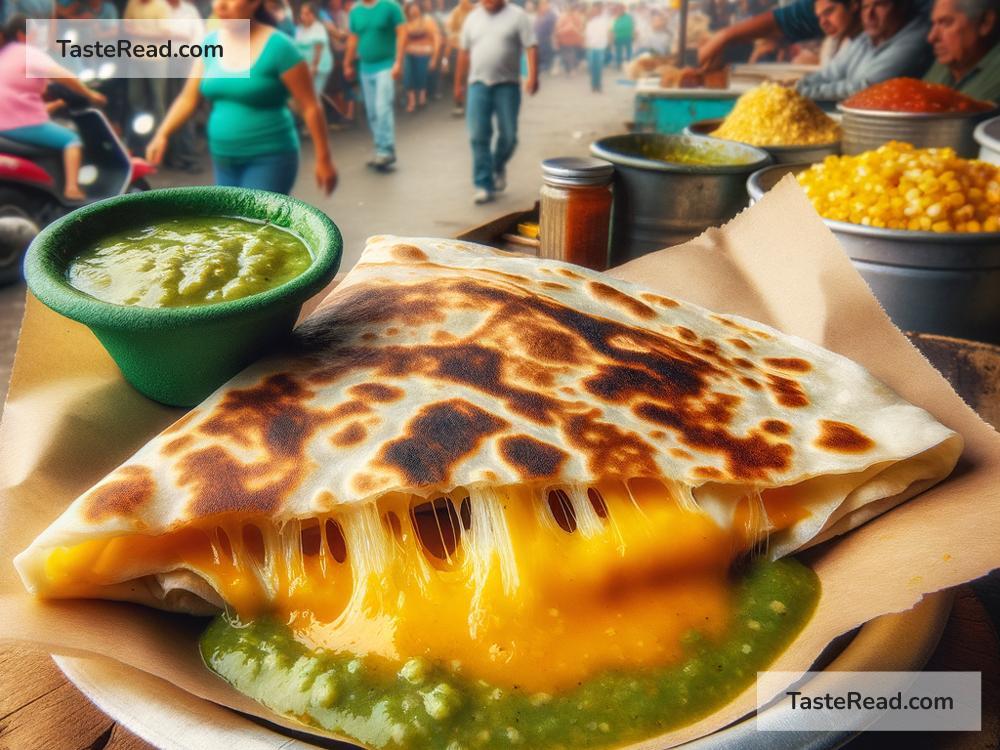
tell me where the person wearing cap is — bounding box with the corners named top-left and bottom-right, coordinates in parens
top-left (923, 0), bottom-right (1000, 101)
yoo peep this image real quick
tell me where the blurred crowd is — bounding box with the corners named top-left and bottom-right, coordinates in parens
top-left (0, 0), bottom-right (996, 209)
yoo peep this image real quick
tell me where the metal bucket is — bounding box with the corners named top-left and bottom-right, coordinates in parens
top-left (590, 133), bottom-right (771, 264)
top-left (748, 163), bottom-right (1000, 343)
top-left (974, 115), bottom-right (1000, 164)
top-left (685, 118), bottom-right (840, 164)
top-left (838, 105), bottom-right (997, 157)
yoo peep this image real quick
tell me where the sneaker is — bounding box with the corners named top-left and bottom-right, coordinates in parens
top-left (452, 105), bottom-right (465, 117)
top-left (473, 188), bottom-right (494, 204)
top-left (367, 152), bottom-right (397, 170)
top-left (493, 169), bottom-right (507, 193)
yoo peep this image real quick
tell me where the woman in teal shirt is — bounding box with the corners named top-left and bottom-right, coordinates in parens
top-left (146, 0), bottom-right (337, 195)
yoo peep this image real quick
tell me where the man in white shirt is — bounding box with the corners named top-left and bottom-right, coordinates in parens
top-left (584, 2), bottom-right (612, 92)
top-left (454, 0), bottom-right (538, 204)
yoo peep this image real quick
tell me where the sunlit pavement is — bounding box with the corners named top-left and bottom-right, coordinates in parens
top-left (0, 71), bottom-right (634, 405)
top-left (149, 70), bottom-right (635, 268)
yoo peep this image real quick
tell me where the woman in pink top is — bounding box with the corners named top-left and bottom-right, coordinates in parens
top-left (0, 15), bottom-right (107, 201)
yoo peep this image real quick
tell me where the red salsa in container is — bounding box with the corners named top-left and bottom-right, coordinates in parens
top-left (842, 78), bottom-right (994, 113)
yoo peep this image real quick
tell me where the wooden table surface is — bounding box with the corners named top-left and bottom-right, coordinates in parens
top-left (2, 587), bottom-right (997, 750)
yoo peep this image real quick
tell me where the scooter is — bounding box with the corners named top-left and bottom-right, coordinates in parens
top-left (0, 67), bottom-right (157, 284)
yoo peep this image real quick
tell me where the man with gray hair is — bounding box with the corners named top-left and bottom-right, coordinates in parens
top-left (924, 0), bottom-right (1000, 100)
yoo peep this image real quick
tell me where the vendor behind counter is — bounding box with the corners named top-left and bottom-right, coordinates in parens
top-left (698, 0), bottom-right (1000, 105)
top-left (923, 0), bottom-right (1000, 101)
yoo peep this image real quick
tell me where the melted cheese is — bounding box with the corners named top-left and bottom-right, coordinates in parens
top-left (42, 479), bottom-right (805, 693)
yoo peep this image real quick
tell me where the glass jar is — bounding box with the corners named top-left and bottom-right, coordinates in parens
top-left (539, 157), bottom-right (614, 271)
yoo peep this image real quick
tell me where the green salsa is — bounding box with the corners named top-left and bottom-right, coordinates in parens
top-left (634, 141), bottom-right (756, 167)
top-left (66, 216), bottom-right (312, 308)
top-left (200, 558), bottom-right (819, 750)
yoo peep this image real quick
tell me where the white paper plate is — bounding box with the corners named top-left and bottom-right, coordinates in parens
top-left (54, 589), bottom-right (953, 750)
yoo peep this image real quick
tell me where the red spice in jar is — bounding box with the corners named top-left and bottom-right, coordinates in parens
top-left (842, 77), bottom-right (994, 113)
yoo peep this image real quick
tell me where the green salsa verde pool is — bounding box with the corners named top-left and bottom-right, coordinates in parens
top-left (66, 216), bottom-right (312, 308)
top-left (201, 558), bottom-right (819, 750)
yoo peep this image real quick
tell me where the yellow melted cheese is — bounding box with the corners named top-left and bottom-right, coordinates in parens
top-left (43, 479), bottom-right (809, 693)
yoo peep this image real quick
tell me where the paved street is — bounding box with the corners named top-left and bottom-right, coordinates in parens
top-left (0, 72), bottom-right (634, 405)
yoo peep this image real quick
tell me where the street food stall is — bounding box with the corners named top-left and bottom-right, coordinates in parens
top-left (2, 54), bottom-right (1000, 750)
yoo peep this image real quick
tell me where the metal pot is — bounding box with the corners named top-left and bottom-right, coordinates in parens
top-left (974, 115), bottom-right (1000, 164)
top-left (838, 104), bottom-right (997, 157)
top-left (685, 118), bottom-right (840, 164)
top-left (590, 133), bottom-right (771, 265)
top-left (748, 163), bottom-right (1000, 343)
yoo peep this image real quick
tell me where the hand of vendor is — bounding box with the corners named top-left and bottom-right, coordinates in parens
top-left (525, 75), bottom-right (539, 95)
top-left (698, 29), bottom-right (730, 71)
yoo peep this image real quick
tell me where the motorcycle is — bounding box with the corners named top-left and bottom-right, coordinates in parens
top-left (0, 64), bottom-right (157, 285)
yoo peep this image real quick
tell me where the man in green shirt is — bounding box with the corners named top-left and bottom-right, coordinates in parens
top-left (612, 4), bottom-right (634, 69)
top-left (924, 0), bottom-right (1000, 101)
top-left (345, 0), bottom-right (406, 169)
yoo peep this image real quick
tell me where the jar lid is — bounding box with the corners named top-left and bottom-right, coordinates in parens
top-left (542, 157), bottom-right (614, 186)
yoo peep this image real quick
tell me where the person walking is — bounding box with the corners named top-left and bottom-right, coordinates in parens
top-left (612, 2), bottom-right (635, 68)
top-left (297, 1), bottom-right (334, 96)
top-left (445, 0), bottom-right (475, 113)
top-left (402, 0), bottom-right (441, 112)
top-left (344, 0), bottom-right (405, 170)
top-left (585, 2), bottom-right (612, 92)
top-left (146, 0), bottom-right (338, 195)
top-left (454, 0), bottom-right (538, 204)
top-left (554, 3), bottom-right (586, 74)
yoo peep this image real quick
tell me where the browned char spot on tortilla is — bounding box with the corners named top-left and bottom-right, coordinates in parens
top-left (378, 399), bottom-right (510, 485)
top-left (815, 420), bottom-right (875, 453)
top-left (498, 435), bottom-right (569, 479)
top-left (761, 419), bottom-right (791, 436)
top-left (670, 448), bottom-right (693, 460)
top-left (740, 377), bottom-right (762, 390)
top-left (349, 383), bottom-right (404, 403)
top-left (391, 243), bottom-right (429, 262)
top-left (331, 422), bottom-right (367, 447)
top-left (565, 412), bottom-right (661, 477)
top-left (729, 338), bottom-right (752, 351)
top-left (83, 466), bottom-right (155, 522)
top-left (162, 434), bottom-right (194, 456)
top-left (694, 466), bottom-right (723, 479)
top-left (556, 267), bottom-right (584, 279)
top-left (764, 357), bottom-right (812, 373)
top-left (766, 374), bottom-right (810, 408)
top-left (640, 292), bottom-right (680, 308)
top-left (733, 358), bottom-right (755, 369)
top-left (541, 281), bottom-right (571, 292)
top-left (181, 374), bottom-right (336, 516)
top-left (297, 277), bottom-right (799, 481)
top-left (587, 281), bottom-right (656, 320)
top-left (675, 327), bottom-right (698, 341)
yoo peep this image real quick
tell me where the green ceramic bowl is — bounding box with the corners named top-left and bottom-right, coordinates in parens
top-left (24, 187), bottom-right (342, 407)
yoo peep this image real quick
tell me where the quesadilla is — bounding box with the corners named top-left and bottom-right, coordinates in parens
top-left (16, 236), bottom-right (962, 749)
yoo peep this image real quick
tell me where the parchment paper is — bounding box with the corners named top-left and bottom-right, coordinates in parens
top-left (1, 176), bottom-right (998, 748)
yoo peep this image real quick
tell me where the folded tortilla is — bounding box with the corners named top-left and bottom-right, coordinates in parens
top-left (16, 236), bottom-right (962, 656)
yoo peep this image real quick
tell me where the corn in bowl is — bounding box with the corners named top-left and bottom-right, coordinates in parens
top-left (797, 141), bottom-right (1000, 233)
top-left (711, 83), bottom-right (841, 147)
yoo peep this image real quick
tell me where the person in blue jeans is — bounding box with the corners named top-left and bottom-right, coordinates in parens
top-left (584, 3), bottom-right (611, 92)
top-left (455, 0), bottom-right (538, 204)
top-left (344, 0), bottom-right (405, 170)
top-left (147, 0), bottom-right (338, 196)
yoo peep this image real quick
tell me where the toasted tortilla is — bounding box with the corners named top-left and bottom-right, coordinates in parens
top-left (16, 235), bottom-right (961, 615)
